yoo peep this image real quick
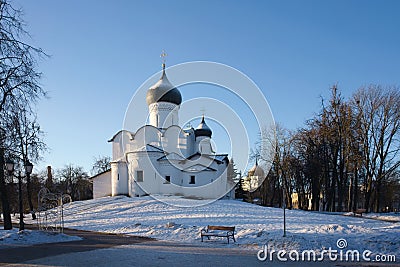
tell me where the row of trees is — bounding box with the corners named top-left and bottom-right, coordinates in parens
top-left (247, 85), bottom-right (400, 213)
top-left (1, 156), bottom-right (111, 225)
top-left (1, 0), bottom-right (48, 229)
top-left (0, 0), bottom-right (109, 230)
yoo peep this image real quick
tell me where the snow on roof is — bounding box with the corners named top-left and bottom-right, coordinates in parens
top-left (89, 169), bottom-right (111, 180)
top-left (181, 164), bottom-right (217, 172)
top-left (107, 130), bottom-right (134, 142)
top-left (214, 154), bottom-right (229, 162)
top-left (157, 152), bottom-right (185, 161)
top-left (185, 153), bottom-right (228, 164)
top-left (133, 144), bottom-right (164, 153)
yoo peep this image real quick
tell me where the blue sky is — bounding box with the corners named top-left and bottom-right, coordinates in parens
top-left (16, 0), bottom-right (400, 174)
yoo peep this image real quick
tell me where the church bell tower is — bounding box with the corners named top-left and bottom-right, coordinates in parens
top-left (146, 52), bottom-right (182, 129)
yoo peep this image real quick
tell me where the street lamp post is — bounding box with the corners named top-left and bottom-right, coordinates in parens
top-left (283, 181), bottom-right (286, 237)
top-left (5, 159), bottom-right (34, 231)
top-left (17, 170), bottom-right (24, 230)
top-left (25, 161), bottom-right (34, 220)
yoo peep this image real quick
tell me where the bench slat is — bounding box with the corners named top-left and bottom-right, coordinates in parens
top-left (353, 209), bottom-right (367, 217)
top-left (207, 225), bottom-right (235, 231)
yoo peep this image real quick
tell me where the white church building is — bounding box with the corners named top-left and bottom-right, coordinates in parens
top-left (91, 62), bottom-right (234, 199)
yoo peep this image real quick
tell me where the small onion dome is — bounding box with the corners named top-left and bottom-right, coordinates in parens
top-left (146, 66), bottom-right (182, 106)
top-left (248, 159), bottom-right (265, 178)
top-left (194, 116), bottom-right (212, 138)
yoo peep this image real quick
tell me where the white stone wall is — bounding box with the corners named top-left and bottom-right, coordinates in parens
top-left (162, 125), bottom-right (188, 156)
top-left (124, 149), bottom-right (228, 199)
top-left (92, 170), bottom-right (111, 199)
top-left (111, 161), bottom-right (129, 196)
top-left (110, 130), bottom-right (133, 160)
top-left (195, 136), bottom-right (214, 155)
top-left (148, 102), bottom-right (179, 128)
top-left (132, 125), bottom-right (161, 149)
top-left (104, 107), bottom-right (230, 200)
top-left (127, 151), bottom-right (163, 196)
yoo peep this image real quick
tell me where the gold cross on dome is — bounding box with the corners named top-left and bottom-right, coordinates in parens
top-left (160, 50), bottom-right (167, 64)
top-left (200, 107), bottom-right (206, 121)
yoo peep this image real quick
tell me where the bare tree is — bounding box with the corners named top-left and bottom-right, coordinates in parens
top-left (0, 0), bottom-right (47, 229)
top-left (353, 85), bottom-right (400, 212)
top-left (56, 165), bottom-right (92, 201)
top-left (91, 155), bottom-right (111, 176)
top-left (253, 124), bottom-right (294, 208)
top-left (11, 109), bottom-right (47, 219)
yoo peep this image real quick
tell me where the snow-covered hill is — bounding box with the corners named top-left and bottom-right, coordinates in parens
top-left (28, 195), bottom-right (400, 256)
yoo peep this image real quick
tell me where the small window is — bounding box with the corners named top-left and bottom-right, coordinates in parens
top-left (136, 170), bottom-right (143, 182)
top-left (164, 175), bottom-right (171, 184)
top-left (189, 175), bottom-right (195, 184)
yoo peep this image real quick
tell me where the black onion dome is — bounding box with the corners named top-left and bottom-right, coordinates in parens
top-left (146, 68), bottom-right (182, 106)
top-left (195, 116), bottom-right (212, 138)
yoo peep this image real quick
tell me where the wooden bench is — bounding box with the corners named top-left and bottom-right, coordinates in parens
top-left (200, 225), bottom-right (236, 244)
top-left (353, 209), bottom-right (367, 217)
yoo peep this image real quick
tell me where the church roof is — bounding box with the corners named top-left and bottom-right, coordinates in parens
top-left (146, 64), bottom-right (182, 106)
top-left (181, 164), bottom-right (217, 172)
top-left (194, 116), bottom-right (212, 138)
top-left (133, 144), bottom-right (165, 153)
top-left (185, 152), bottom-right (228, 164)
top-left (157, 152), bottom-right (186, 161)
top-left (89, 169), bottom-right (111, 181)
top-left (108, 130), bottom-right (134, 142)
top-left (214, 154), bottom-right (229, 162)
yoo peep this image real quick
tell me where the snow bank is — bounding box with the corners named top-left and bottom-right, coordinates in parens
top-left (0, 229), bottom-right (81, 248)
top-left (25, 195), bottom-right (398, 256)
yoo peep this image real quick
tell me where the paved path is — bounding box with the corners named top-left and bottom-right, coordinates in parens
top-left (1, 224), bottom-right (398, 266)
top-left (0, 225), bottom-right (152, 266)
top-left (0, 225), bottom-right (320, 267)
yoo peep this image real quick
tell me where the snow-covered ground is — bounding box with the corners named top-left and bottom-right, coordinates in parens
top-left (0, 228), bottom-right (81, 248)
top-left (23, 195), bottom-right (399, 257)
top-left (343, 211), bottom-right (400, 222)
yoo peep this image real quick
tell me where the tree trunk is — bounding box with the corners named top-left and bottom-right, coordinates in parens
top-left (347, 174), bottom-right (353, 212)
top-left (311, 176), bottom-right (320, 211)
top-left (375, 179), bottom-right (381, 213)
top-left (364, 175), bottom-right (373, 212)
top-left (352, 168), bottom-right (358, 211)
top-left (0, 147), bottom-right (12, 230)
top-left (337, 182), bottom-right (344, 212)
